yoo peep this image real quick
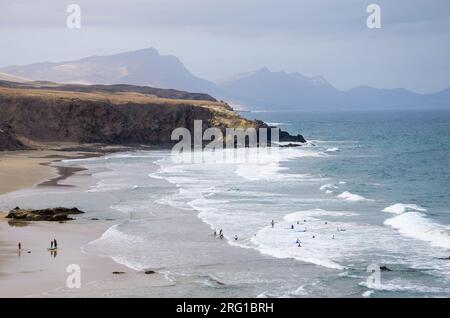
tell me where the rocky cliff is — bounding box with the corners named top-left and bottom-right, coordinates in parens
top-left (0, 82), bottom-right (305, 150)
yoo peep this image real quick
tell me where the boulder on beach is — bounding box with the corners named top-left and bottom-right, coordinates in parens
top-left (6, 207), bottom-right (85, 221)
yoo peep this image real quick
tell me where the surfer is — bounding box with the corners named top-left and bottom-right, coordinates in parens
top-left (234, 235), bottom-right (238, 241)
top-left (50, 241), bottom-right (54, 249)
top-left (271, 220), bottom-right (274, 228)
top-left (213, 230), bottom-right (217, 237)
top-left (53, 238), bottom-right (58, 249)
top-left (291, 224), bottom-right (294, 230)
top-left (18, 242), bottom-right (21, 250)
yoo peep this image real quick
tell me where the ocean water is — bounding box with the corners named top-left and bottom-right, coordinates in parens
top-left (4, 110), bottom-right (449, 297)
top-left (86, 110), bottom-right (450, 297)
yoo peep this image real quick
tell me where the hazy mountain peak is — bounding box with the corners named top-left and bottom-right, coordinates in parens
top-left (1, 47), bottom-right (218, 94)
top-left (1, 48), bottom-right (448, 111)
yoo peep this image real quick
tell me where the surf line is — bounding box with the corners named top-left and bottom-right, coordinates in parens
top-left (176, 302), bottom-right (210, 316)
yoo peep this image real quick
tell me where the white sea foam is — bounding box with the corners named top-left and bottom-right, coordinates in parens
top-left (359, 278), bottom-right (448, 294)
top-left (362, 290), bottom-right (374, 297)
top-left (87, 181), bottom-right (129, 193)
top-left (84, 225), bottom-right (146, 271)
top-left (337, 191), bottom-right (373, 202)
top-left (149, 147), bottom-right (450, 287)
top-left (249, 209), bottom-right (360, 270)
top-left (325, 147), bottom-right (339, 153)
top-left (266, 122), bottom-right (291, 126)
top-left (382, 203), bottom-right (427, 214)
top-left (384, 212), bottom-right (450, 249)
top-left (320, 183), bottom-right (339, 193)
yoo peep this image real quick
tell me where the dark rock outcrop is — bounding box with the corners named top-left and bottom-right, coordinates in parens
top-left (6, 207), bottom-right (84, 221)
top-left (0, 125), bottom-right (26, 150)
top-left (279, 130), bottom-right (307, 143)
top-left (254, 120), bottom-right (306, 144)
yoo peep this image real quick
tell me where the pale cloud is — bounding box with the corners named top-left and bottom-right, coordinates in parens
top-left (0, 0), bottom-right (449, 93)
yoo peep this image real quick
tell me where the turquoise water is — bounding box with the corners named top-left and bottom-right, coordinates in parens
top-left (250, 110), bottom-right (450, 219)
top-left (3, 110), bottom-right (449, 297)
top-left (80, 110), bottom-right (450, 297)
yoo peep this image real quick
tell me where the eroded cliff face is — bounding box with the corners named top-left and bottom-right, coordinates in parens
top-left (0, 86), bottom-right (258, 148)
top-left (0, 125), bottom-right (26, 150)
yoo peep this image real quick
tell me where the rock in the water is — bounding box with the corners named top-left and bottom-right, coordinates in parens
top-left (279, 130), bottom-right (306, 143)
top-left (380, 266), bottom-right (392, 272)
top-left (280, 143), bottom-right (302, 148)
top-left (6, 207), bottom-right (84, 221)
top-left (112, 271), bottom-right (125, 275)
top-left (144, 270), bottom-right (156, 275)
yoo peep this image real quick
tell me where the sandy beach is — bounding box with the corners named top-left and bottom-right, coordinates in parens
top-left (0, 220), bottom-right (133, 297)
top-left (0, 149), bottom-right (169, 297)
top-left (0, 149), bottom-right (103, 195)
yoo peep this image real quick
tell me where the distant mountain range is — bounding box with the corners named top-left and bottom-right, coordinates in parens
top-left (2, 48), bottom-right (449, 111)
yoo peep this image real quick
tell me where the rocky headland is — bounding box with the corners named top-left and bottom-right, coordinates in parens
top-left (0, 80), bottom-right (306, 151)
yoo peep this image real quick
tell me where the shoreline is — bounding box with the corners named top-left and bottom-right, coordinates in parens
top-left (1, 147), bottom-right (341, 298)
top-left (0, 150), bottom-right (100, 196)
top-left (0, 148), bottom-right (169, 297)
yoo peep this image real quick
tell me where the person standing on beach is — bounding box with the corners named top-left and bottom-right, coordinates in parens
top-left (18, 242), bottom-right (21, 250)
top-left (50, 240), bottom-right (54, 249)
top-left (271, 220), bottom-right (275, 228)
top-left (54, 238), bottom-right (58, 249)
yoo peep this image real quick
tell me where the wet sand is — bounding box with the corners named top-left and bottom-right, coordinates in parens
top-left (0, 220), bottom-right (134, 297)
top-left (0, 149), bottom-right (169, 297)
top-left (0, 150), bottom-right (101, 195)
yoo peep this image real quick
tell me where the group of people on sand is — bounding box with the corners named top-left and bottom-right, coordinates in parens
top-left (17, 238), bottom-right (59, 257)
top-left (50, 238), bottom-right (58, 249)
top-left (213, 229), bottom-right (239, 241)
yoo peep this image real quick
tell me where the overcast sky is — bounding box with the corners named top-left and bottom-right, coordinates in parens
top-left (1, 0), bottom-right (449, 93)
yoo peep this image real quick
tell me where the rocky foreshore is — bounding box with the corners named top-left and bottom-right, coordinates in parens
top-left (5, 207), bottom-right (85, 221)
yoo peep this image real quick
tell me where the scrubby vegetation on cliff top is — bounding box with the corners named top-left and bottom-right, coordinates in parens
top-left (0, 83), bottom-right (257, 148)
